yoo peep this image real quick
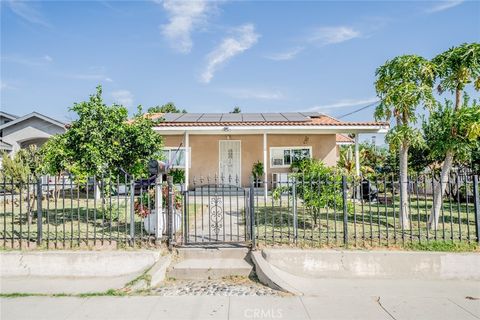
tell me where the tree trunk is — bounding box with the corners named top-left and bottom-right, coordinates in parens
top-left (399, 144), bottom-right (410, 229)
top-left (428, 151), bottom-right (454, 230)
top-left (428, 88), bottom-right (462, 229)
top-left (94, 180), bottom-right (102, 200)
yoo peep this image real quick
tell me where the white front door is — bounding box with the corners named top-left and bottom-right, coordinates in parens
top-left (219, 140), bottom-right (241, 185)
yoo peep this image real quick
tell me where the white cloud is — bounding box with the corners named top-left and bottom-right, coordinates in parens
top-left (224, 88), bottom-right (285, 100)
top-left (69, 74), bottom-right (112, 81)
top-left (427, 0), bottom-right (464, 13)
top-left (1, 55), bottom-right (50, 67)
top-left (160, 0), bottom-right (212, 54)
top-left (309, 97), bottom-right (378, 112)
top-left (265, 46), bottom-right (304, 61)
top-left (0, 81), bottom-right (15, 90)
top-left (7, 0), bottom-right (50, 27)
top-left (112, 90), bottom-right (134, 107)
top-left (68, 66), bottom-right (112, 82)
top-left (43, 55), bottom-right (53, 62)
top-left (201, 24), bottom-right (260, 84)
top-left (308, 26), bottom-right (361, 45)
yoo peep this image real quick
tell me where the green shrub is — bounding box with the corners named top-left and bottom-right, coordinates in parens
top-left (170, 169), bottom-right (185, 184)
top-left (291, 159), bottom-right (344, 209)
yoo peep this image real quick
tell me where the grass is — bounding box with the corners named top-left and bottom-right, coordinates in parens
top-left (0, 196), bottom-right (193, 249)
top-left (0, 289), bottom-right (128, 298)
top-left (404, 241), bottom-right (478, 252)
top-left (253, 193), bottom-right (478, 248)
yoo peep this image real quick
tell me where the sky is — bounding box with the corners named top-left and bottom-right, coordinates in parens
top-left (1, 0), bottom-right (479, 144)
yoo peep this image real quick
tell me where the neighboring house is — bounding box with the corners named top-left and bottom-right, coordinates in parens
top-left (335, 134), bottom-right (354, 146)
top-left (151, 112), bottom-right (387, 189)
top-left (0, 111), bottom-right (66, 155)
top-left (335, 134), bottom-right (354, 158)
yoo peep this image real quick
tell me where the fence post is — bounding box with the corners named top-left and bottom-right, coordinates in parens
top-left (129, 178), bottom-right (135, 244)
top-left (473, 175), bottom-right (480, 244)
top-left (249, 177), bottom-right (256, 249)
top-left (167, 176), bottom-right (174, 250)
top-left (182, 186), bottom-right (188, 244)
top-left (342, 175), bottom-right (349, 247)
top-left (292, 176), bottom-right (298, 243)
top-left (154, 174), bottom-right (163, 241)
top-left (36, 177), bottom-right (43, 246)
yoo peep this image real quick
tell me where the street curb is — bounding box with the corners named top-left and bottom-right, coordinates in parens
top-left (250, 250), bottom-right (302, 295)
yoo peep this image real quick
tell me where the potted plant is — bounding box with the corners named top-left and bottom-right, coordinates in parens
top-left (134, 184), bottom-right (182, 235)
top-left (252, 161), bottom-right (264, 187)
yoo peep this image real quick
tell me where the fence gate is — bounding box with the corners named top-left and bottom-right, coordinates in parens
top-left (182, 180), bottom-right (253, 245)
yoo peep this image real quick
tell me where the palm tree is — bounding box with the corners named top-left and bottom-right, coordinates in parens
top-left (428, 43), bottom-right (480, 229)
top-left (374, 55), bottom-right (436, 229)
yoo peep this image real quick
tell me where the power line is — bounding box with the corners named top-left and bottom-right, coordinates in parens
top-left (337, 100), bottom-right (380, 119)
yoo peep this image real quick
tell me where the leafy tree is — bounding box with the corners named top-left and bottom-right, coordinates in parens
top-left (428, 43), bottom-right (480, 229)
top-left (147, 102), bottom-right (186, 114)
top-left (337, 146), bottom-right (355, 175)
top-left (41, 86), bottom-right (163, 197)
top-left (407, 144), bottom-right (435, 175)
top-left (1, 145), bottom-right (42, 185)
top-left (471, 141), bottom-right (480, 174)
top-left (230, 106), bottom-right (241, 113)
top-left (40, 134), bottom-right (70, 176)
top-left (374, 55), bottom-right (436, 229)
top-left (337, 143), bottom-right (383, 177)
top-left (426, 97), bottom-right (480, 228)
top-left (290, 159), bottom-right (348, 227)
top-left (1, 145), bottom-right (42, 223)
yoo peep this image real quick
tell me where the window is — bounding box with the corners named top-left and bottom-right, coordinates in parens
top-left (270, 147), bottom-right (312, 168)
top-left (161, 147), bottom-right (191, 168)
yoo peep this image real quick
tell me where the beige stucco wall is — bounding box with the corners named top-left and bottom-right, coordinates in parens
top-left (162, 133), bottom-right (337, 188)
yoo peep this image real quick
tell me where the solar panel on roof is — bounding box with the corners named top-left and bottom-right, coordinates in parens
top-left (263, 113), bottom-right (288, 122)
top-left (282, 113), bottom-right (309, 121)
top-left (242, 114), bottom-right (265, 122)
top-left (174, 114), bottom-right (202, 122)
top-left (300, 112), bottom-right (321, 117)
top-left (220, 114), bottom-right (243, 122)
top-left (162, 113), bottom-right (184, 121)
top-left (163, 112), bottom-right (319, 123)
top-left (198, 114), bottom-right (222, 122)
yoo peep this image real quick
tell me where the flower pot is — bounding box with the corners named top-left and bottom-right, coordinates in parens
top-left (143, 208), bottom-right (182, 235)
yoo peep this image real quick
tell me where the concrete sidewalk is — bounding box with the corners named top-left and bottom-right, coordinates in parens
top-left (2, 286), bottom-right (479, 320)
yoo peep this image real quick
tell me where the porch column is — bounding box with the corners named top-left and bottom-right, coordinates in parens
top-left (355, 133), bottom-right (360, 176)
top-left (263, 133), bottom-right (268, 198)
top-left (185, 131), bottom-right (189, 190)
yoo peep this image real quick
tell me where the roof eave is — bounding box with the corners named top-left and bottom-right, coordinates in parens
top-left (0, 112), bottom-right (66, 130)
top-left (154, 124), bottom-right (389, 135)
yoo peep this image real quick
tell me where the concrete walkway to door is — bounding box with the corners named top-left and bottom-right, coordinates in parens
top-left (185, 194), bottom-right (248, 243)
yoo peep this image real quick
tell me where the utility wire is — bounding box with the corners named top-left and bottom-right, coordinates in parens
top-left (337, 100), bottom-right (380, 119)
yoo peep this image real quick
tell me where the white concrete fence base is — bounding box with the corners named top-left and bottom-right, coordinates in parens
top-left (0, 251), bottom-right (167, 294)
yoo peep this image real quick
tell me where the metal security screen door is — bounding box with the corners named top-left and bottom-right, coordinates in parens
top-left (219, 140), bottom-right (241, 186)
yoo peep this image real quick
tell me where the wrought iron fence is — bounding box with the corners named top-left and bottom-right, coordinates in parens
top-left (251, 173), bottom-right (480, 247)
top-left (0, 174), bottom-right (180, 249)
top-left (1, 172), bottom-right (479, 249)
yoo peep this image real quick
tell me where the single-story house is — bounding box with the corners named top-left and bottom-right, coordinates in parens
top-left (151, 112), bottom-right (388, 190)
top-left (0, 111), bottom-right (66, 155)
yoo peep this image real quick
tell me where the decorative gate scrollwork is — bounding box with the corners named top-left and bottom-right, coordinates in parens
top-left (210, 194), bottom-right (223, 237)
